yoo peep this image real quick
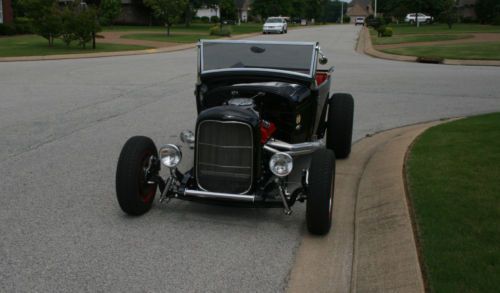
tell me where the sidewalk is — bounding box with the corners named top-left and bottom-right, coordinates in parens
top-left (358, 26), bottom-right (500, 66)
top-left (288, 121), bottom-right (448, 293)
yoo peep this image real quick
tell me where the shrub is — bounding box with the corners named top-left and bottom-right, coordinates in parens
top-left (200, 16), bottom-right (209, 23)
top-left (209, 25), bottom-right (231, 36)
top-left (381, 27), bottom-right (393, 37)
top-left (0, 23), bottom-right (17, 36)
top-left (210, 16), bottom-right (219, 23)
top-left (376, 25), bottom-right (386, 37)
top-left (342, 16), bottom-right (350, 23)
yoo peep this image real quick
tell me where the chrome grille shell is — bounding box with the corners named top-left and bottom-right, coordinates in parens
top-left (196, 120), bottom-right (254, 194)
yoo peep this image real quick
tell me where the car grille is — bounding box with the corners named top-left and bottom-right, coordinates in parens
top-left (196, 120), bottom-right (253, 194)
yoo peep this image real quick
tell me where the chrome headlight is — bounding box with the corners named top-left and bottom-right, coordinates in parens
top-left (269, 152), bottom-right (293, 177)
top-left (159, 144), bottom-right (182, 168)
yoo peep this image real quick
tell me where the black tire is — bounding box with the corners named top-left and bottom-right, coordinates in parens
top-left (285, 28), bottom-right (288, 33)
top-left (306, 149), bottom-right (336, 235)
top-left (326, 93), bottom-right (354, 159)
top-left (116, 136), bottom-right (158, 216)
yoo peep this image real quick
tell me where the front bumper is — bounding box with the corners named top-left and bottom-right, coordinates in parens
top-left (263, 27), bottom-right (283, 33)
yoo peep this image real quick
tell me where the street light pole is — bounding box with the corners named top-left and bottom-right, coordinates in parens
top-left (374, 0), bottom-right (377, 18)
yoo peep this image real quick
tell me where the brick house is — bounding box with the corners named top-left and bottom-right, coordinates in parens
top-left (457, 0), bottom-right (477, 20)
top-left (196, 0), bottom-right (251, 23)
top-left (346, 0), bottom-right (373, 23)
top-left (1, 0), bottom-right (13, 24)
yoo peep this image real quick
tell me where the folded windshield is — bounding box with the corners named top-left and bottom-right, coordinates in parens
top-left (200, 40), bottom-right (317, 78)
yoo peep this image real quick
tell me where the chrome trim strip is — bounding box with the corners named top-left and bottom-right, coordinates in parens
top-left (198, 162), bottom-right (251, 170)
top-left (184, 189), bottom-right (255, 202)
top-left (264, 139), bottom-right (325, 156)
top-left (201, 68), bottom-right (312, 79)
top-left (198, 142), bottom-right (252, 149)
top-left (196, 120), bottom-right (254, 194)
top-left (201, 39), bottom-right (316, 46)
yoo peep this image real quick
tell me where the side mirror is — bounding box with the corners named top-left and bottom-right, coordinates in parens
top-left (318, 48), bottom-right (328, 65)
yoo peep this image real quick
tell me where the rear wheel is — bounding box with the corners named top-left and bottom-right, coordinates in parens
top-left (327, 93), bottom-right (354, 159)
top-left (116, 136), bottom-right (158, 216)
top-left (306, 149), bottom-right (336, 235)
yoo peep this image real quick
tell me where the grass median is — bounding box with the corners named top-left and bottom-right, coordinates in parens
top-left (406, 113), bottom-right (500, 292)
top-left (121, 33), bottom-right (217, 43)
top-left (371, 23), bottom-right (500, 60)
top-left (371, 34), bottom-right (472, 45)
top-left (381, 42), bottom-right (500, 60)
top-left (389, 23), bottom-right (500, 35)
top-left (0, 35), bottom-right (151, 57)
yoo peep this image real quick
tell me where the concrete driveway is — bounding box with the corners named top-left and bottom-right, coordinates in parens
top-left (1, 25), bottom-right (499, 292)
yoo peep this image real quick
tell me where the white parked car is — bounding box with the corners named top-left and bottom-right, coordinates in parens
top-left (405, 13), bottom-right (433, 24)
top-left (355, 17), bottom-right (365, 26)
top-left (263, 17), bottom-right (288, 34)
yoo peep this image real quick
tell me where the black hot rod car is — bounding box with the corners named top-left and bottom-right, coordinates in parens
top-left (116, 40), bottom-right (354, 235)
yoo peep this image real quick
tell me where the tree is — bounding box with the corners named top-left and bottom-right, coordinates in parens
top-left (476, 0), bottom-right (500, 24)
top-left (252, 0), bottom-right (291, 20)
top-left (100, 0), bottom-right (122, 25)
top-left (18, 0), bottom-right (63, 46)
top-left (304, 0), bottom-right (321, 22)
top-left (218, 0), bottom-right (236, 27)
top-left (144, 0), bottom-right (188, 36)
top-left (61, 6), bottom-right (78, 47)
top-left (439, 0), bottom-right (457, 28)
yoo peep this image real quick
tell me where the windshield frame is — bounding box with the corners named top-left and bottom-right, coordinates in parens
top-left (198, 40), bottom-right (318, 79)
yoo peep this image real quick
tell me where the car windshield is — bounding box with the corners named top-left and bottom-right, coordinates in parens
top-left (266, 18), bottom-right (282, 23)
top-left (200, 40), bottom-right (316, 77)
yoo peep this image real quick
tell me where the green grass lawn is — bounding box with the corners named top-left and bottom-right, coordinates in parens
top-left (381, 42), bottom-right (500, 60)
top-left (121, 33), bottom-right (217, 43)
top-left (389, 23), bottom-right (500, 35)
top-left (104, 22), bottom-right (263, 35)
top-left (372, 34), bottom-right (473, 45)
top-left (0, 35), bottom-right (151, 57)
top-left (406, 113), bottom-right (500, 292)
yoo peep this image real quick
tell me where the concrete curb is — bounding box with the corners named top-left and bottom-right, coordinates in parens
top-left (359, 26), bottom-right (500, 66)
top-left (0, 32), bottom-right (261, 62)
top-left (287, 121), bottom-right (446, 293)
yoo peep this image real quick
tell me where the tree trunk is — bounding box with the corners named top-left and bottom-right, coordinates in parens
top-left (167, 23), bottom-right (171, 36)
top-left (185, 3), bottom-right (193, 27)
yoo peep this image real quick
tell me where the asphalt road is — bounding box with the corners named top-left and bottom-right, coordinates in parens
top-left (1, 25), bottom-right (499, 292)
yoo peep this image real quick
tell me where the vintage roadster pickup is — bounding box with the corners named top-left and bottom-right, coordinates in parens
top-left (116, 40), bottom-right (354, 235)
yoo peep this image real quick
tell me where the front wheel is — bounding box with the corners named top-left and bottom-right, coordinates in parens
top-left (327, 93), bottom-right (354, 159)
top-left (116, 136), bottom-right (158, 216)
top-left (306, 149), bottom-right (336, 235)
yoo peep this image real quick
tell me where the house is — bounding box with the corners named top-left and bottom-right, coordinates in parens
top-left (1, 0), bottom-right (13, 24)
top-left (457, 0), bottom-right (477, 20)
top-left (346, 0), bottom-right (373, 23)
top-left (196, 0), bottom-right (251, 23)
